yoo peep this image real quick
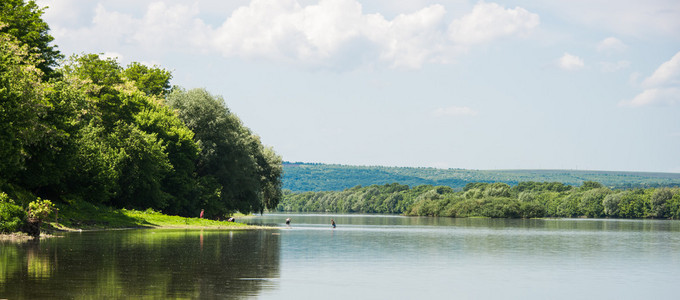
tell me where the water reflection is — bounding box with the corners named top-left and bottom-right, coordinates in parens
top-left (248, 214), bottom-right (680, 299)
top-left (0, 229), bottom-right (280, 299)
top-left (3, 216), bottom-right (680, 299)
top-left (245, 213), bottom-right (680, 232)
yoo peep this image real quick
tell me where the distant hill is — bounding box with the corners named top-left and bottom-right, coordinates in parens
top-left (282, 162), bottom-right (680, 192)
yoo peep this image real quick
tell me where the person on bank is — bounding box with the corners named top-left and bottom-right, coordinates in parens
top-left (286, 218), bottom-right (291, 226)
top-left (331, 219), bottom-right (336, 228)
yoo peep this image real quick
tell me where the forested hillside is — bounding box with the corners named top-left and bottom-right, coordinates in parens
top-left (283, 162), bottom-right (680, 192)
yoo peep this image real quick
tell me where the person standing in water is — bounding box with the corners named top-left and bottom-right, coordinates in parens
top-left (331, 219), bottom-right (336, 228)
top-left (286, 218), bottom-right (291, 226)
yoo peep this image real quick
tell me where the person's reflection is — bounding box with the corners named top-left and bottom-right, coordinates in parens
top-left (200, 229), bottom-right (204, 251)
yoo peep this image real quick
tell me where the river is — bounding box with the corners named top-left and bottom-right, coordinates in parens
top-left (2, 214), bottom-right (679, 299)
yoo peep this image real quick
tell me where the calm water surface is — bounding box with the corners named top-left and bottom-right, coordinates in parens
top-left (2, 214), bottom-right (680, 299)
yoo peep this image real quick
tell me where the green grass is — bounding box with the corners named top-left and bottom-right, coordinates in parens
top-left (47, 200), bottom-right (252, 231)
top-left (122, 209), bottom-right (250, 228)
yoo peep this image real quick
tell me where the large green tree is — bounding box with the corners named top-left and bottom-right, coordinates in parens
top-left (51, 54), bottom-right (200, 213)
top-left (0, 31), bottom-right (48, 183)
top-left (123, 62), bottom-right (172, 97)
top-left (0, 0), bottom-right (62, 77)
top-left (166, 88), bottom-right (283, 216)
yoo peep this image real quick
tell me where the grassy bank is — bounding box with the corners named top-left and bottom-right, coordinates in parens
top-left (44, 200), bottom-right (255, 232)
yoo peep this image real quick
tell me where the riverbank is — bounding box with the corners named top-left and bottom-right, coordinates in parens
top-left (52, 200), bottom-right (257, 230)
top-left (0, 201), bottom-right (265, 241)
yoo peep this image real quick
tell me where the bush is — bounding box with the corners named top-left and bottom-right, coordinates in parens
top-left (479, 198), bottom-right (519, 218)
top-left (519, 201), bottom-right (545, 218)
top-left (0, 193), bottom-right (27, 233)
top-left (27, 198), bottom-right (54, 221)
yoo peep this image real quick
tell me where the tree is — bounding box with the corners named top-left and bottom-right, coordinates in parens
top-left (603, 192), bottom-right (625, 217)
top-left (650, 188), bottom-right (673, 218)
top-left (15, 80), bottom-right (84, 198)
top-left (0, 31), bottom-right (47, 182)
top-left (53, 54), bottom-right (200, 214)
top-left (580, 188), bottom-right (610, 217)
top-left (580, 181), bottom-right (604, 191)
top-left (166, 88), bottom-right (283, 216)
top-left (0, 193), bottom-right (26, 233)
top-left (0, 0), bottom-right (62, 77)
top-left (667, 192), bottom-right (680, 219)
top-left (123, 62), bottom-right (172, 97)
top-left (618, 189), bottom-right (648, 218)
top-left (255, 145), bottom-right (283, 212)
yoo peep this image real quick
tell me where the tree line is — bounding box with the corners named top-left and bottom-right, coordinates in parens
top-left (1, 0), bottom-right (282, 233)
top-left (276, 181), bottom-right (680, 219)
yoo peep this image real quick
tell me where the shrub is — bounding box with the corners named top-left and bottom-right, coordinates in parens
top-left (519, 201), bottom-right (545, 218)
top-left (28, 198), bottom-right (54, 221)
top-left (650, 188), bottom-right (673, 218)
top-left (0, 193), bottom-right (27, 233)
top-left (479, 198), bottom-right (519, 218)
top-left (603, 192), bottom-right (626, 217)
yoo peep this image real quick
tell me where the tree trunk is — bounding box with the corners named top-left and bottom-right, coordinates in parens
top-left (24, 218), bottom-right (42, 237)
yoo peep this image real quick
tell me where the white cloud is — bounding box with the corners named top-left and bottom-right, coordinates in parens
top-left (211, 0), bottom-right (452, 68)
top-left (47, 2), bottom-right (211, 56)
top-left (378, 5), bottom-right (451, 68)
top-left (448, 2), bottom-right (540, 45)
top-left (642, 51), bottom-right (680, 88)
top-left (211, 0), bottom-right (540, 68)
top-left (623, 51), bottom-right (680, 107)
top-left (624, 87), bottom-right (680, 107)
top-left (597, 37), bottom-right (627, 53)
top-left (558, 53), bottom-right (584, 70)
top-left (47, 0), bottom-right (540, 70)
top-left (432, 106), bottom-right (478, 117)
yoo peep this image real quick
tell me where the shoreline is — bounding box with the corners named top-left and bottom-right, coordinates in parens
top-left (1, 223), bottom-right (279, 242)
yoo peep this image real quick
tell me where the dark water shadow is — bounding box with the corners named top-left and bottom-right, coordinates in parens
top-left (0, 229), bottom-right (281, 298)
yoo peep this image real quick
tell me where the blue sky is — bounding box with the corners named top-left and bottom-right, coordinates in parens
top-left (37, 0), bottom-right (680, 173)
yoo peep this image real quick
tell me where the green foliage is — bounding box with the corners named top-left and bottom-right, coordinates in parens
top-left (518, 201), bottom-right (545, 218)
top-left (48, 54), bottom-right (203, 215)
top-left (0, 1), bottom-right (283, 223)
top-left (166, 88), bottom-right (283, 216)
top-left (109, 122), bottom-right (172, 209)
top-left (278, 183), bottom-right (414, 214)
top-left (513, 181), bottom-right (573, 193)
top-left (0, 193), bottom-right (26, 233)
top-left (579, 188), bottom-right (610, 218)
top-left (667, 192), bottom-right (680, 219)
top-left (27, 198), bottom-right (52, 221)
top-left (123, 62), bottom-right (172, 97)
top-left (617, 189), bottom-right (649, 219)
top-left (0, 31), bottom-right (48, 180)
top-left (579, 181), bottom-right (604, 191)
top-left (0, 0), bottom-right (62, 77)
top-left (603, 192), bottom-right (624, 217)
top-left (650, 188), bottom-right (674, 218)
top-left (279, 181), bottom-right (680, 219)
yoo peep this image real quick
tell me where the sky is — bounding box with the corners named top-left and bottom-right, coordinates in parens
top-left (36, 0), bottom-right (680, 173)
